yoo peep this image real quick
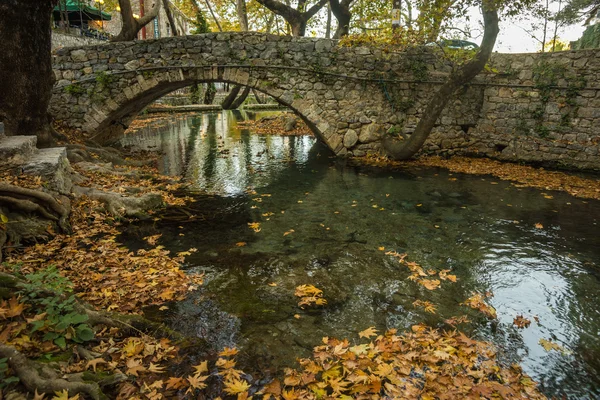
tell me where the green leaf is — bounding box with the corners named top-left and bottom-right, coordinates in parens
top-left (69, 313), bottom-right (89, 325)
top-left (43, 331), bottom-right (59, 341)
top-left (75, 325), bottom-right (94, 342)
top-left (54, 336), bottom-right (67, 350)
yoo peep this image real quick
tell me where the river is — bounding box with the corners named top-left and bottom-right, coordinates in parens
top-left (121, 110), bottom-right (600, 399)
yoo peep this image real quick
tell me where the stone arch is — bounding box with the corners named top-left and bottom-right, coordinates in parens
top-left (72, 66), bottom-right (334, 149)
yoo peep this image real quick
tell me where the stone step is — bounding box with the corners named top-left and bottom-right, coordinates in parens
top-left (22, 147), bottom-right (72, 195)
top-left (0, 135), bottom-right (37, 163)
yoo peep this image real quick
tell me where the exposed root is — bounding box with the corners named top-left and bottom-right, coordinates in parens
top-left (0, 183), bottom-right (70, 233)
top-left (67, 144), bottom-right (151, 167)
top-left (0, 344), bottom-right (103, 400)
top-left (72, 186), bottom-right (163, 217)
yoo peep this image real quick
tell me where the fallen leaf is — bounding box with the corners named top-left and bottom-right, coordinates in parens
top-left (358, 326), bottom-right (378, 339)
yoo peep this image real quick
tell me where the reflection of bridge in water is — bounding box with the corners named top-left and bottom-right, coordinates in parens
top-left (122, 110), bottom-right (324, 196)
top-left (50, 32), bottom-right (485, 157)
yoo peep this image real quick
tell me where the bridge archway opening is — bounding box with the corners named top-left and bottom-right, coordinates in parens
top-left (87, 75), bottom-right (323, 147)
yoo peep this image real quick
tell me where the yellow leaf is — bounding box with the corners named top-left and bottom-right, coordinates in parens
top-left (358, 326), bottom-right (378, 339)
top-left (378, 247), bottom-right (385, 251)
top-left (248, 222), bottom-right (261, 233)
top-left (268, 282), bottom-right (277, 287)
top-left (187, 374), bottom-right (208, 390)
top-left (219, 347), bottom-right (239, 357)
top-left (148, 362), bottom-right (165, 373)
top-left (535, 223), bottom-right (544, 229)
top-left (539, 338), bottom-right (564, 352)
top-left (236, 242), bottom-right (247, 247)
top-left (193, 360), bottom-right (209, 375)
top-left (52, 390), bottom-right (69, 400)
top-left (223, 378), bottom-right (251, 395)
top-left (420, 279), bottom-right (441, 290)
top-left (283, 229), bottom-right (295, 236)
top-left (0, 214), bottom-right (8, 223)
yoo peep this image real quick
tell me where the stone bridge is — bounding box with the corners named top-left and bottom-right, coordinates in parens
top-left (50, 32), bottom-right (484, 157)
top-left (51, 33), bottom-right (600, 169)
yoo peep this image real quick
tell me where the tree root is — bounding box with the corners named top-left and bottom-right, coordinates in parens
top-left (67, 144), bottom-right (151, 167)
top-left (0, 344), bottom-right (103, 400)
top-left (0, 183), bottom-right (70, 233)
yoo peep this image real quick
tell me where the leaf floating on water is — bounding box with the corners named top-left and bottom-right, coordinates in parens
top-left (539, 338), bottom-right (566, 353)
top-left (534, 223), bottom-right (544, 229)
top-left (378, 247), bottom-right (385, 251)
top-left (413, 300), bottom-right (437, 314)
top-left (420, 279), bottom-right (441, 291)
top-left (268, 282), bottom-right (278, 287)
top-left (294, 314), bottom-right (301, 319)
top-left (295, 285), bottom-right (326, 308)
top-left (248, 222), bottom-right (261, 233)
top-left (513, 315), bottom-right (531, 329)
top-left (144, 234), bottom-right (162, 246)
top-left (236, 242), bottom-right (247, 247)
top-left (461, 293), bottom-right (497, 319)
top-left (283, 229), bottom-right (295, 236)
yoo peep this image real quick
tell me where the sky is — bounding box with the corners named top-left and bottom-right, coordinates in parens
top-left (464, 4), bottom-right (587, 53)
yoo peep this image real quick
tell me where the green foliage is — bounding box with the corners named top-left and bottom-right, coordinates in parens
top-left (572, 23), bottom-right (600, 49)
top-left (190, 83), bottom-right (201, 104)
top-left (17, 266), bottom-right (95, 350)
top-left (191, 9), bottom-right (211, 34)
top-left (530, 60), bottom-right (585, 137)
top-left (95, 71), bottom-right (114, 86)
top-left (65, 84), bottom-right (85, 96)
top-left (404, 55), bottom-right (430, 81)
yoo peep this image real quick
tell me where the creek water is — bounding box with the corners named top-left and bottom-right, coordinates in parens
top-left (121, 111), bottom-right (600, 398)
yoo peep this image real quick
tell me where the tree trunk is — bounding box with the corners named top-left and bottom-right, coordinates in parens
top-left (204, 0), bottom-right (223, 32)
top-left (330, 0), bottom-right (354, 38)
top-left (236, 0), bottom-right (249, 31)
top-left (383, 2), bottom-right (499, 160)
top-left (230, 86), bottom-right (251, 109)
top-left (111, 0), bottom-right (161, 42)
top-left (256, 0), bottom-right (328, 37)
top-left (162, 0), bottom-right (179, 36)
top-left (325, 2), bottom-right (332, 38)
top-left (0, 0), bottom-right (55, 147)
top-left (221, 86), bottom-right (243, 109)
top-left (253, 89), bottom-right (265, 104)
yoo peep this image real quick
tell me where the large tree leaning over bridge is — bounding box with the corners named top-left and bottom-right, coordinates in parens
top-left (0, 0), bottom-right (56, 146)
top-left (256, 0), bottom-right (329, 36)
top-left (383, 0), bottom-right (500, 160)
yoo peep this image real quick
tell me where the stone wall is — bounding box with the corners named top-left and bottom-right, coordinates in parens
top-left (49, 33), bottom-right (600, 170)
top-left (425, 51), bottom-right (600, 170)
top-left (52, 31), bottom-right (104, 50)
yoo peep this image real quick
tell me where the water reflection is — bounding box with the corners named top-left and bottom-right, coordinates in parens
top-left (122, 112), bottom-right (600, 398)
top-left (123, 111), bottom-right (317, 196)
